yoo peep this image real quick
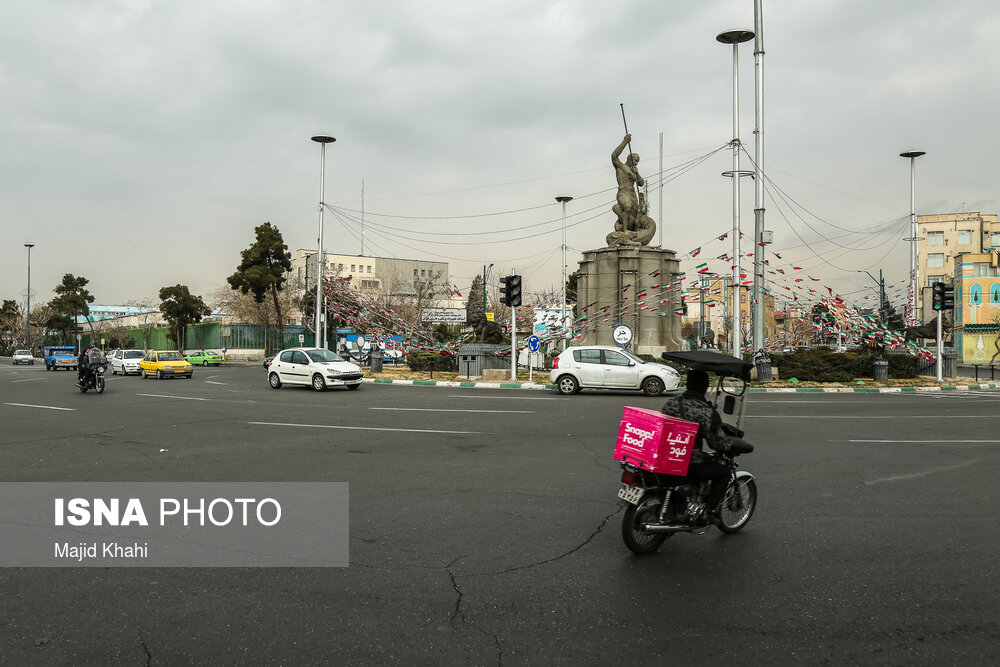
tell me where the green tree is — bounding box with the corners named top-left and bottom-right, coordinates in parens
top-left (51, 274), bottom-right (95, 337)
top-left (158, 285), bottom-right (211, 351)
top-left (227, 222), bottom-right (292, 338)
top-left (466, 274), bottom-right (485, 328)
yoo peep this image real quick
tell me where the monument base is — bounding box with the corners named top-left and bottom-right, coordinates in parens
top-left (575, 245), bottom-right (683, 356)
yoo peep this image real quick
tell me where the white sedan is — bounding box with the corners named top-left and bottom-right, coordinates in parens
top-left (267, 347), bottom-right (363, 391)
top-left (549, 345), bottom-right (681, 396)
top-left (12, 349), bottom-right (34, 365)
top-left (110, 349), bottom-right (146, 376)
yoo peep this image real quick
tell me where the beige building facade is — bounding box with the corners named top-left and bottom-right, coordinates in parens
top-left (918, 212), bottom-right (1000, 311)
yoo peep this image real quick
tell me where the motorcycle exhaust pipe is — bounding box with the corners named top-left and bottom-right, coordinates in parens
top-left (640, 523), bottom-right (692, 534)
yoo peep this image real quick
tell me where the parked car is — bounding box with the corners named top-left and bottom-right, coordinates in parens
top-left (43, 345), bottom-right (77, 371)
top-left (139, 351), bottom-right (193, 379)
top-left (267, 347), bottom-right (363, 391)
top-left (549, 345), bottom-right (681, 396)
top-left (110, 349), bottom-right (146, 376)
top-left (12, 349), bottom-right (34, 365)
top-left (186, 350), bottom-right (224, 366)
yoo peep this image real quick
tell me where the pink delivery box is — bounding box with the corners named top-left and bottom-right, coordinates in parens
top-left (613, 406), bottom-right (699, 475)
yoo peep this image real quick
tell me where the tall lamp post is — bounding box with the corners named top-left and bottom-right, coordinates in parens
top-left (717, 28), bottom-right (755, 357)
top-left (312, 135), bottom-right (336, 348)
top-left (24, 243), bottom-right (34, 349)
top-left (858, 269), bottom-right (887, 323)
top-left (556, 195), bottom-right (573, 350)
top-left (900, 150), bottom-right (925, 327)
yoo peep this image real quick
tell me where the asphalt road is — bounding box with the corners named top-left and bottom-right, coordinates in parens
top-left (1, 360), bottom-right (998, 665)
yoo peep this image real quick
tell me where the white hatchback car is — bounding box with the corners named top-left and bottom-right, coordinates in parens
top-left (12, 349), bottom-right (34, 365)
top-left (110, 349), bottom-right (146, 376)
top-left (267, 347), bottom-right (363, 391)
top-left (550, 345), bottom-right (680, 396)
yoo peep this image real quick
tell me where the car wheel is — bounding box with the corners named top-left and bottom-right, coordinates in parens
top-left (157, 369), bottom-right (164, 380)
top-left (641, 377), bottom-right (665, 397)
top-left (203, 360), bottom-right (208, 367)
top-left (268, 372), bottom-right (282, 389)
top-left (311, 374), bottom-right (326, 392)
top-left (556, 374), bottom-right (580, 395)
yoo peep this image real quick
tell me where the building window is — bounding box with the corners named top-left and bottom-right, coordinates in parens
top-left (414, 269), bottom-right (418, 277)
top-left (927, 231), bottom-right (944, 246)
top-left (926, 275), bottom-right (943, 287)
top-left (351, 264), bottom-right (355, 272)
top-left (361, 279), bottom-right (380, 289)
top-left (991, 232), bottom-right (1000, 248)
top-left (367, 265), bottom-right (372, 273)
top-left (927, 253), bottom-right (944, 268)
top-left (973, 263), bottom-right (994, 277)
top-left (421, 270), bottom-right (426, 277)
top-left (338, 263), bottom-right (344, 271)
top-left (958, 230), bottom-right (972, 245)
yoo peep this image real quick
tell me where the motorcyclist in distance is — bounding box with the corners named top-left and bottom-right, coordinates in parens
top-left (76, 347), bottom-right (90, 386)
top-left (660, 369), bottom-right (733, 524)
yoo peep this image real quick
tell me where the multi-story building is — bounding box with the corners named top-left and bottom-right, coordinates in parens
top-left (289, 250), bottom-right (449, 296)
top-left (917, 212), bottom-right (1000, 312)
top-left (682, 275), bottom-right (776, 349)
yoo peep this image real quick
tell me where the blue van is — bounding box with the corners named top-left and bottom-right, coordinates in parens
top-left (43, 346), bottom-right (78, 371)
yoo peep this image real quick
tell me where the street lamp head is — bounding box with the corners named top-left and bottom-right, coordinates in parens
top-left (555, 196), bottom-right (573, 203)
top-left (311, 135), bottom-right (336, 144)
top-left (716, 29), bottom-right (754, 44)
top-left (899, 150), bottom-right (925, 159)
top-left (24, 243), bottom-right (34, 249)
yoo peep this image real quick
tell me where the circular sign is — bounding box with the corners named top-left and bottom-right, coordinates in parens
top-left (298, 334), bottom-right (305, 344)
top-left (612, 325), bottom-right (633, 347)
top-left (527, 335), bottom-right (540, 352)
top-left (356, 335), bottom-right (366, 348)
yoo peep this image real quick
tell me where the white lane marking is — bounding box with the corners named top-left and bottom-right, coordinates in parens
top-left (449, 395), bottom-right (558, 401)
top-left (204, 381), bottom-right (226, 385)
top-left (4, 402), bottom-right (75, 411)
top-left (248, 421), bottom-right (478, 435)
top-left (11, 378), bottom-right (45, 383)
top-left (865, 459), bottom-right (979, 485)
top-left (137, 393), bottom-right (209, 401)
top-left (747, 415), bottom-right (996, 419)
top-left (849, 439), bottom-right (1000, 443)
top-left (370, 407), bottom-right (532, 414)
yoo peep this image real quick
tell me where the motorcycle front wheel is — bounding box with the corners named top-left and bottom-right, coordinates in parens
top-left (96, 376), bottom-right (105, 394)
top-left (717, 477), bottom-right (757, 534)
top-left (622, 493), bottom-right (669, 555)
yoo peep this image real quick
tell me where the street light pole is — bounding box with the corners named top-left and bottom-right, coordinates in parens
top-left (718, 28), bottom-right (755, 358)
top-left (858, 269), bottom-right (887, 323)
top-left (312, 135), bottom-right (336, 348)
top-left (556, 196), bottom-right (573, 350)
top-left (24, 243), bottom-right (34, 349)
top-left (900, 150), bottom-right (925, 327)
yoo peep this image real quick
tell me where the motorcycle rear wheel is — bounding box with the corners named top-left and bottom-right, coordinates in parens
top-left (717, 477), bottom-right (757, 534)
top-left (622, 494), bottom-right (669, 555)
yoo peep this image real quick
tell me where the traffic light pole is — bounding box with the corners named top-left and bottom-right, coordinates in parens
top-left (510, 303), bottom-right (517, 381)
top-left (936, 312), bottom-right (943, 382)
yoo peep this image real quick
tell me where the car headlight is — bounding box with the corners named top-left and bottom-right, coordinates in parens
top-left (185, 365), bottom-right (193, 371)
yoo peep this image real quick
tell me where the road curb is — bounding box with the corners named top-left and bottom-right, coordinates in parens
top-left (360, 378), bottom-right (1000, 393)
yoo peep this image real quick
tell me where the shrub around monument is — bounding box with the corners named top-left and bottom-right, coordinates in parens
top-left (406, 351), bottom-right (458, 373)
top-left (771, 347), bottom-right (856, 383)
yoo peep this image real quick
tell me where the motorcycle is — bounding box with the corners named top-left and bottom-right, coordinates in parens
top-left (78, 364), bottom-right (107, 394)
top-left (617, 350), bottom-right (757, 554)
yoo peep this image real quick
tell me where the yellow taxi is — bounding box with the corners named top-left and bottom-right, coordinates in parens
top-left (139, 351), bottom-right (194, 379)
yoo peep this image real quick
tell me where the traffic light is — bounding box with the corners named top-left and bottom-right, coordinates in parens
top-left (507, 274), bottom-right (522, 307)
top-left (932, 282), bottom-right (945, 311)
top-left (499, 275), bottom-right (523, 307)
top-left (941, 283), bottom-right (954, 310)
top-left (932, 282), bottom-right (955, 311)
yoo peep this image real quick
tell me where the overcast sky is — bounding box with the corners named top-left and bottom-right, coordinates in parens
top-left (3, 0), bottom-right (998, 312)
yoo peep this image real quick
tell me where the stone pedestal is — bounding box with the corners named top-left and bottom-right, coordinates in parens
top-left (576, 245), bottom-right (683, 355)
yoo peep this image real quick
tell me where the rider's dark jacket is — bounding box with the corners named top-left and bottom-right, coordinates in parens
top-left (660, 391), bottom-right (732, 463)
